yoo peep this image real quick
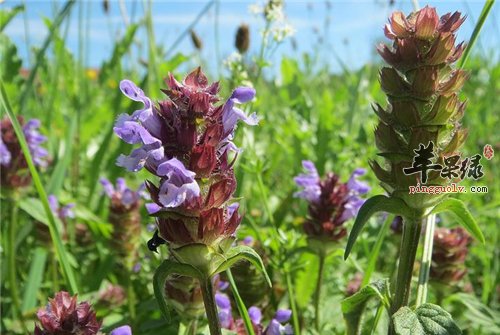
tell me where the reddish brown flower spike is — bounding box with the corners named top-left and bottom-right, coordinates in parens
top-left (34, 291), bottom-right (101, 335)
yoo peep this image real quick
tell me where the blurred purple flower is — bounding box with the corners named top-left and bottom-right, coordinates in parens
top-left (293, 160), bottom-right (321, 202)
top-left (294, 161), bottom-right (370, 242)
top-left (22, 119), bottom-right (48, 168)
top-left (100, 177), bottom-right (145, 208)
top-left (0, 138), bottom-right (11, 166)
top-left (248, 306), bottom-right (262, 324)
top-left (110, 325), bottom-right (132, 335)
top-left (48, 195), bottom-right (75, 220)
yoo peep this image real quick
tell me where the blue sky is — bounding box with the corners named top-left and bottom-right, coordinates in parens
top-left (4, 1), bottom-right (500, 75)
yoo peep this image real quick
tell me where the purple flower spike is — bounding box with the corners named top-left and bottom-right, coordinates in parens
top-left (274, 309), bottom-right (292, 323)
top-left (120, 80), bottom-right (153, 122)
top-left (110, 325), bottom-right (132, 335)
top-left (293, 160), bottom-right (321, 202)
top-left (222, 87), bottom-right (259, 133)
top-left (249, 306), bottom-right (262, 324)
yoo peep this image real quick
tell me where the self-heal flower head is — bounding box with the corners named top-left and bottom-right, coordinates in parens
top-left (1, 116), bottom-right (48, 188)
top-left (115, 68), bottom-right (257, 249)
top-left (431, 227), bottom-right (471, 283)
top-left (294, 161), bottom-right (370, 242)
top-left (100, 177), bottom-right (146, 209)
top-left (100, 177), bottom-right (144, 269)
top-left (373, 7), bottom-right (468, 210)
top-left (34, 291), bottom-right (101, 335)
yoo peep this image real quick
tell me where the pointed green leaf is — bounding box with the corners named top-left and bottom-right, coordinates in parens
top-left (0, 5), bottom-right (25, 32)
top-left (213, 246), bottom-right (272, 287)
top-left (344, 195), bottom-right (414, 259)
top-left (21, 247), bottom-right (48, 312)
top-left (341, 279), bottom-right (391, 335)
top-left (430, 198), bottom-right (485, 244)
top-left (393, 303), bottom-right (462, 335)
top-left (153, 260), bottom-right (203, 322)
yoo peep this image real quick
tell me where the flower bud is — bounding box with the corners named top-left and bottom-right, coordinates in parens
top-left (430, 227), bottom-right (471, 283)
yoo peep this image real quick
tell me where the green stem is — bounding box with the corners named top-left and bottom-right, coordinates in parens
top-left (415, 214), bottom-right (436, 307)
top-left (185, 319), bottom-right (198, 335)
top-left (8, 197), bottom-right (28, 332)
top-left (370, 303), bottom-right (385, 335)
top-left (390, 216), bottom-right (422, 316)
top-left (199, 277), bottom-right (222, 335)
top-left (126, 272), bottom-right (137, 325)
top-left (226, 269), bottom-right (255, 335)
top-left (458, 0), bottom-right (496, 69)
top-left (285, 271), bottom-right (301, 335)
top-left (313, 252), bottom-right (325, 332)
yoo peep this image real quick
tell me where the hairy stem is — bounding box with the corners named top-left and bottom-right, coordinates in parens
top-left (416, 214), bottom-right (436, 307)
top-left (313, 252), bottom-right (326, 332)
top-left (200, 277), bottom-right (222, 335)
top-left (285, 271), bottom-right (301, 335)
top-left (391, 216), bottom-right (422, 315)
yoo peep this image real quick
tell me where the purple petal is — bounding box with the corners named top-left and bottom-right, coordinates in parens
top-left (114, 114), bottom-right (159, 145)
top-left (230, 87), bottom-right (256, 103)
top-left (215, 293), bottom-right (231, 309)
top-left (347, 168), bottom-right (370, 195)
top-left (340, 196), bottom-right (365, 222)
top-left (117, 143), bottom-right (164, 172)
top-left (217, 280), bottom-right (230, 291)
top-left (218, 309), bottom-right (232, 329)
top-left (100, 178), bottom-right (115, 197)
top-left (274, 309), bottom-right (292, 323)
top-left (227, 203), bottom-right (239, 217)
top-left (293, 160), bottom-right (321, 202)
top-left (119, 80), bottom-right (152, 122)
top-left (110, 325), bottom-right (132, 335)
top-left (157, 158), bottom-right (196, 180)
top-left (146, 203), bottom-right (162, 214)
top-left (121, 189), bottom-right (137, 206)
top-left (248, 306), bottom-right (262, 324)
top-left (48, 195), bottom-right (59, 213)
top-left (0, 139), bottom-right (11, 166)
top-left (116, 178), bottom-right (127, 194)
top-left (242, 236), bottom-right (254, 246)
top-left (158, 179), bottom-right (200, 208)
top-left (60, 204), bottom-right (75, 219)
top-left (265, 319), bottom-right (284, 335)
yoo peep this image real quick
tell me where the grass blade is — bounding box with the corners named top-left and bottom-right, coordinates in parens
top-left (0, 81), bottom-right (79, 293)
top-left (458, 0), bottom-right (496, 69)
top-left (21, 247), bottom-right (48, 312)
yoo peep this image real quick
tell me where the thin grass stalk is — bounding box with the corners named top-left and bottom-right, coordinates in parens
top-left (458, 0), bottom-right (496, 69)
top-left (0, 83), bottom-right (79, 293)
top-left (361, 214), bottom-right (393, 287)
top-left (416, 215), bottom-right (436, 307)
top-left (226, 269), bottom-right (256, 335)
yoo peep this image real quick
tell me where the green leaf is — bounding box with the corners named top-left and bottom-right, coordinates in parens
top-left (341, 279), bottom-right (391, 335)
top-left (153, 260), bottom-right (203, 322)
top-left (430, 198), bottom-right (485, 244)
top-left (344, 195), bottom-right (414, 259)
top-left (0, 5), bottom-right (25, 32)
top-left (213, 245), bottom-right (272, 287)
top-left (392, 303), bottom-right (462, 335)
top-left (21, 247), bottom-right (48, 312)
top-left (0, 34), bottom-right (22, 82)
